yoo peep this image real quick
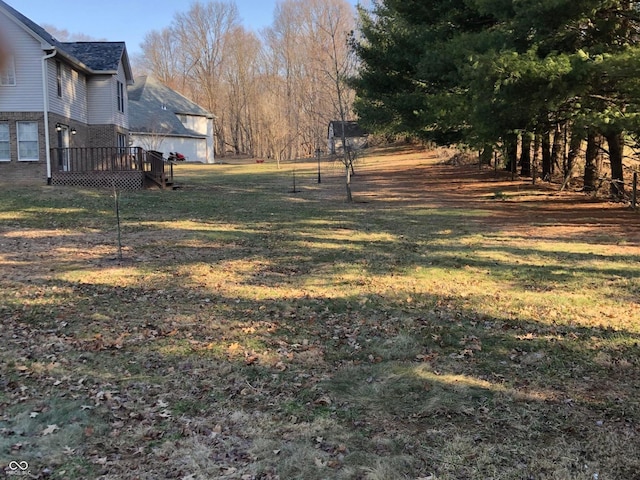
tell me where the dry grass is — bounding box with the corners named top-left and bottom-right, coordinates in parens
top-left (1, 146), bottom-right (639, 479)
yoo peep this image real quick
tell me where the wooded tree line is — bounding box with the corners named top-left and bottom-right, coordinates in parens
top-left (136, 0), bottom-right (356, 163)
top-left (352, 0), bottom-right (640, 197)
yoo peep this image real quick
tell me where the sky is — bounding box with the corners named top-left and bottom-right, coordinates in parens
top-left (4, 0), bottom-right (362, 56)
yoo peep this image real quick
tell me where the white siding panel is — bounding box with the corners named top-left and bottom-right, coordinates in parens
top-left (87, 63), bottom-right (128, 128)
top-left (130, 134), bottom-right (207, 163)
top-left (176, 115), bottom-right (214, 163)
top-left (0, 12), bottom-right (45, 111)
top-left (48, 60), bottom-right (88, 122)
top-left (206, 118), bottom-right (214, 163)
top-left (87, 75), bottom-right (114, 125)
top-left (115, 63), bottom-right (128, 129)
top-left (70, 69), bottom-right (88, 121)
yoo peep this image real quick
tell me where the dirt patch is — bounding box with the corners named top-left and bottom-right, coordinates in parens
top-left (353, 147), bottom-right (640, 247)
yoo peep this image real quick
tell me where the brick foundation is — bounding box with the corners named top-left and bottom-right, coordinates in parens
top-left (0, 111), bottom-right (129, 185)
top-left (0, 113), bottom-right (48, 184)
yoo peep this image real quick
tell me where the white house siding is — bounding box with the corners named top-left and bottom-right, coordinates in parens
top-left (87, 76), bottom-right (112, 125)
top-left (0, 12), bottom-right (45, 111)
top-left (114, 63), bottom-right (128, 129)
top-left (170, 137), bottom-right (203, 162)
top-left (87, 64), bottom-right (128, 129)
top-left (179, 114), bottom-right (208, 135)
top-left (130, 134), bottom-right (208, 163)
top-left (206, 118), bottom-right (214, 163)
top-left (177, 114), bottom-right (214, 163)
top-left (48, 59), bottom-right (88, 123)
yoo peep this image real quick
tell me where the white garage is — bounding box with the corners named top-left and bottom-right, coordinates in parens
top-left (128, 76), bottom-right (215, 163)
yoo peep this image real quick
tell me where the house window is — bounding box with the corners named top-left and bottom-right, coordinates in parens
top-left (56, 61), bottom-right (62, 97)
top-left (0, 123), bottom-right (10, 161)
top-left (17, 122), bottom-right (39, 161)
top-left (117, 80), bottom-right (125, 113)
top-left (1, 56), bottom-right (16, 86)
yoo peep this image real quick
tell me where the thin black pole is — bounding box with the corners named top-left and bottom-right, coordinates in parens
top-left (316, 148), bottom-right (322, 184)
top-left (633, 171), bottom-right (638, 210)
top-left (113, 183), bottom-right (123, 260)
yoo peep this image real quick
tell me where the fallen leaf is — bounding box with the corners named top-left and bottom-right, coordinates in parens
top-left (228, 342), bottom-right (242, 355)
top-left (314, 396), bottom-right (332, 406)
top-left (245, 354), bottom-right (259, 365)
top-left (42, 424), bottom-right (60, 436)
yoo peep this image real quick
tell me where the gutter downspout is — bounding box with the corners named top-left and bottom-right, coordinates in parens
top-left (42, 48), bottom-right (56, 185)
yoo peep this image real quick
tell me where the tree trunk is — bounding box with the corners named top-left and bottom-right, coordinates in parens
top-left (345, 164), bottom-right (352, 202)
top-left (551, 123), bottom-right (564, 175)
top-left (566, 126), bottom-right (583, 180)
top-left (605, 130), bottom-right (625, 198)
top-left (532, 134), bottom-right (540, 184)
top-left (541, 130), bottom-right (552, 180)
top-left (480, 145), bottom-right (493, 166)
top-left (504, 133), bottom-right (518, 172)
top-left (520, 133), bottom-right (532, 177)
top-left (584, 131), bottom-right (603, 192)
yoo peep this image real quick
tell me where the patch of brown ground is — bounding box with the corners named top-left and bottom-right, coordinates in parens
top-left (353, 146), bottom-right (640, 248)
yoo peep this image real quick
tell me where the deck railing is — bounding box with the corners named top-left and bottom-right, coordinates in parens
top-left (143, 150), bottom-right (174, 188)
top-left (51, 147), bottom-right (144, 173)
top-left (50, 147), bottom-right (174, 189)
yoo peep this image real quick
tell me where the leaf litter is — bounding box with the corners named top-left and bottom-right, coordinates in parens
top-left (1, 149), bottom-right (640, 479)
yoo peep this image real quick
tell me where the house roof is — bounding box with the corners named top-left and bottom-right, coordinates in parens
top-left (329, 121), bottom-right (368, 138)
top-left (128, 76), bottom-right (214, 138)
top-left (0, 0), bottom-right (133, 81)
top-left (61, 42), bottom-right (131, 77)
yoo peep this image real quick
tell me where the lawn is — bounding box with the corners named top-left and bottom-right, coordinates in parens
top-left (1, 146), bottom-right (639, 479)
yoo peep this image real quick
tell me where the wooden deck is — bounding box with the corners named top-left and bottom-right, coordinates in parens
top-left (50, 147), bottom-right (174, 189)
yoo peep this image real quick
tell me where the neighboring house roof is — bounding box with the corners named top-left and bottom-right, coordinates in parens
top-left (128, 76), bottom-right (214, 138)
top-left (329, 121), bottom-right (368, 138)
top-left (0, 0), bottom-right (133, 81)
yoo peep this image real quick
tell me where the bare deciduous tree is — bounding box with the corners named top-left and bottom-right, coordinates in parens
top-left (138, 28), bottom-right (186, 92)
top-left (136, 0), bottom-right (357, 167)
top-left (41, 24), bottom-right (104, 42)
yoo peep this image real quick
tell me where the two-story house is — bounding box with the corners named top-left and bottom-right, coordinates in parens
top-left (0, 0), bottom-right (134, 186)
